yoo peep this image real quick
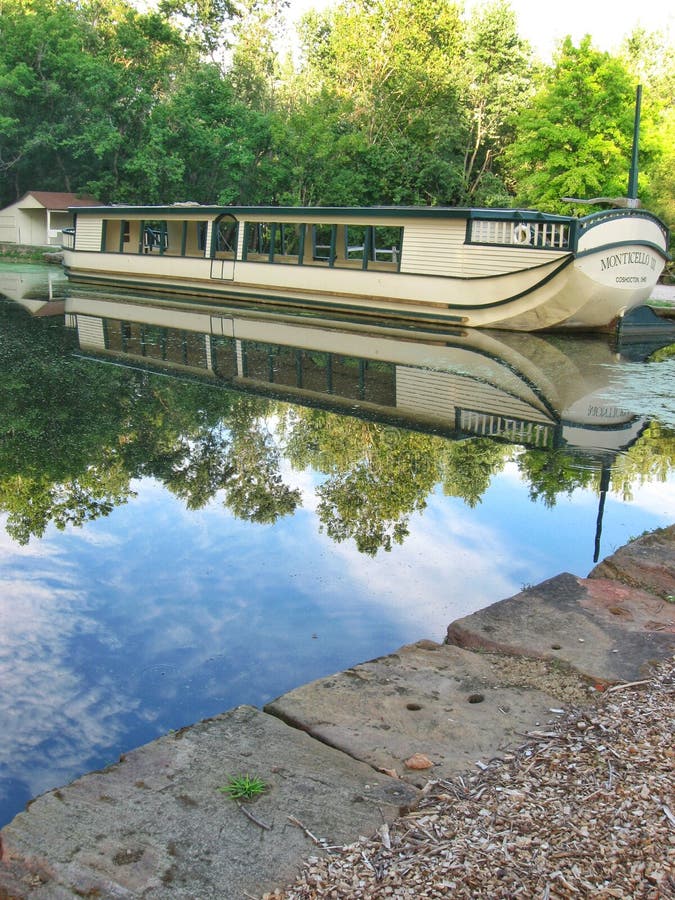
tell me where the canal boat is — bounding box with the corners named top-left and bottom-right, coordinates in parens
top-left (60, 201), bottom-right (669, 333)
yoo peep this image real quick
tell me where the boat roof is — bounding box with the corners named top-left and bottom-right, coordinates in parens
top-left (69, 203), bottom-right (576, 223)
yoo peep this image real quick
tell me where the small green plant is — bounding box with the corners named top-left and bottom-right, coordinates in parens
top-left (218, 774), bottom-right (266, 801)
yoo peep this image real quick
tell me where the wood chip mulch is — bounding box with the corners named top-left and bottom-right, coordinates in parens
top-left (265, 656), bottom-right (674, 899)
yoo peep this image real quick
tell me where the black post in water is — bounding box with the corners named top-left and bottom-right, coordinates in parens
top-left (627, 85), bottom-right (642, 203)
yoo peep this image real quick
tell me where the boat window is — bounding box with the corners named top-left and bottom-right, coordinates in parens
top-left (277, 224), bottom-right (303, 260)
top-left (143, 221), bottom-right (168, 254)
top-left (249, 223), bottom-right (270, 257)
top-left (370, 226), bottom-right (402, 267)
top-left (344, 225), bottom-right (367, 265)
top-left (311, 224), bottom-right (334, 264)
top-left (237, 220), bottom-right (402, 271)
top-left (210, 336), bottom-right (239, 378)
top-left (243, 222), bottom-right (303, 264)
top-left (179, 220), bottom-right (209, 257)
top-left (101, 220), bottom-right (131, 253)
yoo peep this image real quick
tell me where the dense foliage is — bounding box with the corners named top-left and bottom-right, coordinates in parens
top-left (0, 0), bottom-right (673, 221)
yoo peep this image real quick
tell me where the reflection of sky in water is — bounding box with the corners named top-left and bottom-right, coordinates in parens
top-left (1, 270), bottom-right (674, 824)
top-left (1, 461), bottom-right (673, 826)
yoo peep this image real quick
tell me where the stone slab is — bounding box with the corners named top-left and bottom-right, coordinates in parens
top-left (446, 572), bottom-right (675, 684)
top-left (265, 641), bottom-right (574, 786)
top-left (0, 706), bottom-right (418, 899)
top-left (589, 524), bottom-right (675, 600)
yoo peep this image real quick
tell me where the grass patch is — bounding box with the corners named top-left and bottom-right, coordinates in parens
top-left (0, 244), bottom-right (55, 263)
top-left (218, 774), bottom-right (267, 801)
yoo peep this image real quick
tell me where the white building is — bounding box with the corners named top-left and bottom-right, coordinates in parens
top-left (0, 191), bottom-right (100, 246)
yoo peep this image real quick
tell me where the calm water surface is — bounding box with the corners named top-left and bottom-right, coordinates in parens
top-left (1, 261), bottom-right (674, 826)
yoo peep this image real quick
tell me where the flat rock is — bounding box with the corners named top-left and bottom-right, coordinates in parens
top-left (446, 572), bottom-right (675, 684)
top-left (589, 524), bottom-right (675, 599)
top-left (0, 706), bottom-right (418, 899)
top-left (265, 641), bottom-right (572, 785)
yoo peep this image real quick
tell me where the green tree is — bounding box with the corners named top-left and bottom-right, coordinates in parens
top-left (314, 425), bottom-right (441, 555)
top-left (461, 1), bottom-right (534, 203)
top-left (0, 0), bottom-right (192, 206)
top-left (281, 409), bottom-right (443, 555)
top-left (0, 303), bottom-right (304, 541)
top-left (292, 0), bottom-right (468, 205)
top-left (229, 0), bottom-right (289, 111)
top-left (130, 62), bottom-right (274, 204)
top-left (505, 36), bottom-right (638, 213)
top-left (621, 28), bottom-right (675, 238)
top-left (0, 303), bottom-right (135, 541)
top-left (611, 420), bottom-right (675, 500)
top-left (158, 0), bottom-right (237, 58)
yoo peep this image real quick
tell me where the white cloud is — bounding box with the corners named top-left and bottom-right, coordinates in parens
top-left (299, 493), bottom-right (521, 640)
top-left (613, 478), bottom-right (675, 517)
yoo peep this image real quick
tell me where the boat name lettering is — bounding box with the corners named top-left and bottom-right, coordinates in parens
top-left (587, 405), bottom-right (631, 418)
top-left (600, 251), bottom-right (657, 272)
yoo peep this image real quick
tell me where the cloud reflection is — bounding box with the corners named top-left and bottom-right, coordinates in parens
top-left (0, 524), bottom-right (139, 806)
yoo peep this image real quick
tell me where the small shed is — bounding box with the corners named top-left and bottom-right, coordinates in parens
top-left (0, 191), bottom-right (100, 247)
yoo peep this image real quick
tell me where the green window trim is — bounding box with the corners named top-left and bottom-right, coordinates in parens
top-left (329, 226), bottom-right (337, 267)
top-left (363, 227), bottom-right (372, 270)
top-left (269, 223), bottom-right (277, 263)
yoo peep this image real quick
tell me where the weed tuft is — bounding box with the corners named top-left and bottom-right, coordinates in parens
top-left (218, 774), bottom-right (266, 801)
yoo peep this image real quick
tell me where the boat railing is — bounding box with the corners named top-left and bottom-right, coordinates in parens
top-left (61, 227), bottom-right (75, 250)
top-left (578, 208), bottom-right (670, 245)
top-left (459, 408), bottom-right (554, 448)
top-left (342, 245), bottom-right (399, 263)
top-left (469, 218), bottom-right (572, 250)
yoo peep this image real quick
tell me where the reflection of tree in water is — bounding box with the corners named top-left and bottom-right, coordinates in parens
top-left (0, 307), bottom-right (300, 543)
top-left (216, 400), bottom-right (300, 524)
top-left (0, 306), bottom-right (134, 543)
top-left (1, 306), bottom-right (674, 551)
top-left (280, 408), bottom-right (513, 555)
top-left (516, 448), bottom-right (595, 507)
top-left (610, 422), bottom-right (675, 501)
top-left (440, 438), bottom-right (508, 508)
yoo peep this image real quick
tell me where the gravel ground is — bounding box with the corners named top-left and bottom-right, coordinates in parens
top-left (265, 656), bottom-right (674, 899)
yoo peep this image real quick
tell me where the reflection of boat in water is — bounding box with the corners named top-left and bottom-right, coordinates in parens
top-left (0, 264), bottom-right (67, 316)
top-left (64, 289), bottom-right (652, 456)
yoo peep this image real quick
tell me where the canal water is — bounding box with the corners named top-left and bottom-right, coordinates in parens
top-left (1, 261), bottom-right (674, 827)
